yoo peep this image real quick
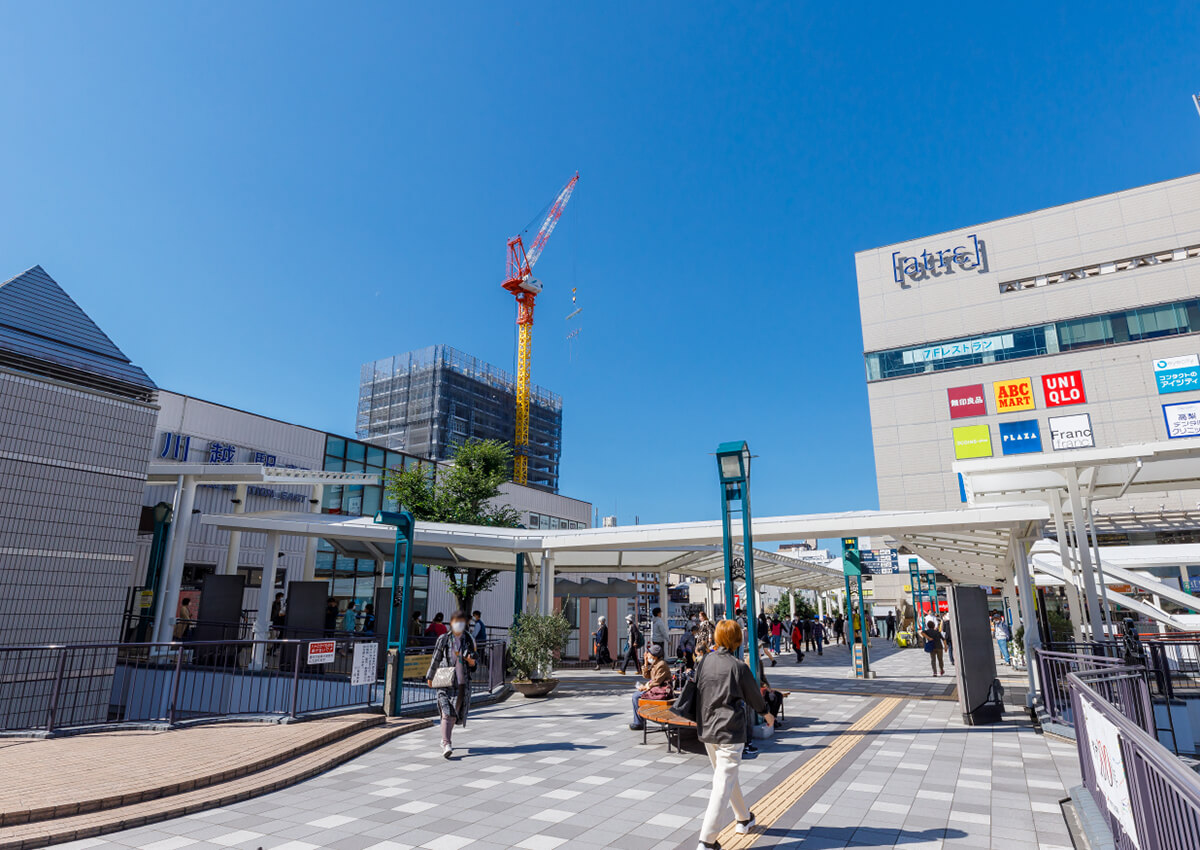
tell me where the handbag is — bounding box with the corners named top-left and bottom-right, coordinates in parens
top-left (670, 656), bottom-right (705, 722)
top-left (923, 640), bottom-right (933, 653)
top-left (431, 665), bottom-right (455, 688)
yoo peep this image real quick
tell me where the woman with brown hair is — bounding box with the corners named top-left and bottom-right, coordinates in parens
top-left (693, 619), bottom-right (774, 850)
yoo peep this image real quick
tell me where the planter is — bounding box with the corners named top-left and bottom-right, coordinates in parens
top-left (513, 679), bottom-right (559, 698)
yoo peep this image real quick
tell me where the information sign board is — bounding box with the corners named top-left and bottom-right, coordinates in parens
top-left (860, 548), bottom-right (899, 574)
top-left (1163, 400), bottom-right (1200, 439)
top-left (993, 378), bottom-right (1035, 413)
top-left (350, 642), bottom-right (378, 687)
top-left (307, 640), bottom-right (336, 665)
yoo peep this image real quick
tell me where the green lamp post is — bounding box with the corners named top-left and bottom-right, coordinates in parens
top-left (138, 502), bottom-right (174, 642)
top-left (374, 510), bottom-right (415, 715)
top-left (716, 441), bottom-right (762, 683)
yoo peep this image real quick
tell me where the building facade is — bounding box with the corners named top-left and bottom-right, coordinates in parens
top-left (858, 173), bottom-right (1200, 521)
top-left (357, 345), bottom-right (564, 492)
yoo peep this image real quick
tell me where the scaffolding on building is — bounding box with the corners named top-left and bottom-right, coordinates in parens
top-left (357, 345), bottom-right (563, 492)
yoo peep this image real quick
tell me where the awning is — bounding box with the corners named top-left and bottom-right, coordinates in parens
top-left (147, 463), bottom-right (378, 487)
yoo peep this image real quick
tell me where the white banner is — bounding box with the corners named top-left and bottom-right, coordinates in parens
top-left (350, 642), bottom-right (378, 687)
top-left (1079, 695), bottom-right (1140, 848)
top-left (1164, 401), bottom-right (1200, 439)
top-left (1154, 354), bottom-right (1199, 371)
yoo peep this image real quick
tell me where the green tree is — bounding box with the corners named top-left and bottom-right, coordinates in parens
top-left (384, 439), bottom-right (521, 613)
top-left (769, 591), bottom-right (816, 621)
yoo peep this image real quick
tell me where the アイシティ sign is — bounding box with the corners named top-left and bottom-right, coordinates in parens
top-left (993, 378), bottom-right (1035, 414)
top-left (1154, 355), bottom-right (1200, 395)
top-left (1048, 413), bottom-right (1094, 450)
top-left (892, 234), bottom-right (984, 285)
top-left (953, 424), bottom-right (992, 459)
top-left (1163, 400), bottom-right (1200, 439)
top-left (947, 384), bottom-right (987, 419)
top-left (1042, 370), bottom-right (1086, 407)
top-left (999, 419), bottom-right (1043, 455)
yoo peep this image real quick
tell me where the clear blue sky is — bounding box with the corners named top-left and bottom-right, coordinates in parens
top-left (2, 3), bottom-right (1198, 526)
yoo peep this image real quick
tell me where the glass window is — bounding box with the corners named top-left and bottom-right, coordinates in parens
top-left (322, 485), bottom-right (344, 513)
top-left (1129, 304), bottom-right (1186, 340)
top-left (366, 446), bottom-right (385, 468)
top-left (347, 441), bottom-right (367, 464)
top-left (323, 455), bottom-right (343, 472)
top-left (325, 436), bottom-right (346, 457)
top-left (344, 458), bottom-right (365, 473)
top-left (363, 486), bottom-right (382, 516)
top-left (1057, 315), bottom-right (1113, 350)
top-left (343, 486), bottom-right (364, 515)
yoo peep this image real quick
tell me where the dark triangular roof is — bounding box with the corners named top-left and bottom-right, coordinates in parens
top-left (0, 265), bottom-right (155, 398)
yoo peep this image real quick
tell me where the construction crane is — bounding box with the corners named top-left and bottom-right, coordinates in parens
top-left (502, 171), bottom-right (579, 485)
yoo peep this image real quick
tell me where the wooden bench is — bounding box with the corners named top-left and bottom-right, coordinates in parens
top-left (637, 700), bottom-right (694, 753)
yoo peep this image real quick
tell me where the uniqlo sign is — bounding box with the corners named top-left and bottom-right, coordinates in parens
top-left (1042, 370), bottom-right (1086, 407)
top-left (947, 384), bottom-right (987, 419)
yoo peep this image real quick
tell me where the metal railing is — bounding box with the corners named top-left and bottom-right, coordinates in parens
top-left (0, 636), bottom-right (380, 734)
top-left (1069, 669), bottom-right (1200, 849)
top-left (1142, 638), bottom-right (1200, 699)
top-left (1035, 649), bottom-right (1130, 728)
top-left (392, 640), bottom-right (507, 714)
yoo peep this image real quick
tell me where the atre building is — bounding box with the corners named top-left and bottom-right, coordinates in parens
top-left (857, 173), bottom-right (1200, 532)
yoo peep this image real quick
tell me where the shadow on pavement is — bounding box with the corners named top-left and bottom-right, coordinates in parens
top-left (756, 825), bottom-right (967, 847)
top-left (463, 741), bottom-right (604, 756)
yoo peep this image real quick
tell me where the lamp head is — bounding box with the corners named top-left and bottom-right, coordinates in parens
top-left (716, 441), bottom-right (750, 483)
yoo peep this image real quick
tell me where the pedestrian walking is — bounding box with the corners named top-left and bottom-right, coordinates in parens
top-left (342, 601), bottom-right (358, 633)
top-left (425, 611), bottom-right (478, 759)
top-left (424, 612), bottom-right (448, 640)
top-left (802, 617), bottom-right (815, 652)
top-left (694, 620), bottom-right (774, 850)
top-left (922, 617), bottom-right (945, 676)
top-left (470, 610), bottom-right (487, 643)
top-left (324, 599), bottom-right (339, 634)
top-left (790, 618), bottom-right (804, 663)
top-left (173, 599), bottom-right (196, 642)
top-left (593, 616), bottom-right (612, 669)
top-left (812, 617), bottom-right (825, 655)
top-left (769, 618), bottom-right (782, 654)
top-left (619, 614), bottom-right (644, 674)
top-left (941, 615), bottom-right (954, 665)
top-left (695, 611), bottom-right (715, 654)
top-left (651, 607), bottom-right (669, 650)
top-left (886, 611), bottom-right (896, 642)
top-left (679, 627), bottom-right (697, 669)
top-left (834, 614), bottom-right (845, 645)
top-left (628, 644), bottom-right (672, 730)
top-left (992, 614), bottom-right (1011, 665)
top-left (270, 592), bottom-right (286, 632)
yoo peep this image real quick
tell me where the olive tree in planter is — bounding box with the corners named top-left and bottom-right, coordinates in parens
top-left (509, 611), bottom-right (572, 697)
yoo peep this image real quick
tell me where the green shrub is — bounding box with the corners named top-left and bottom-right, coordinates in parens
top-left (509, 611), bottom-right (572, 681)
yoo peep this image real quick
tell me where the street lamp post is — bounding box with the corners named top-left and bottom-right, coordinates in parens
top-left (716, 441), bottom-right (762, 683)
top-left (374, 510), bottom-right (415, 716)
top-left (842, 537), bottom-right (871, 678)
top-left (138, 502), bottom-right (174, 642)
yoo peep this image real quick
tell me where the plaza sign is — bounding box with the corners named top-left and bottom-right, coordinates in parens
top-left (999, 419), bottom-right (1042, 455)
top-left (1048, 413), bottom-right (1094, 450)
top-left (892, 234), bottom-right (984, 285)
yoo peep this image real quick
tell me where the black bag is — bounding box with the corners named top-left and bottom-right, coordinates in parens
top-left (670, 656), bottom-right (704, 722)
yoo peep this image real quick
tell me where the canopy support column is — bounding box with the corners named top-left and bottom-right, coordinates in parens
top-left (302, 484), bottom-right (323, 580)
top-left (514, 553), bottom-right (526, 623)
top-left (790, 591), bottom-right (796, 619)
top-left (252, 531), bottom-right (282, 670)
top-left (153, 475), bottom-right (197, 645)
top-left (1066, 469), bottom-right (1104, 639)
top-left (1013, 537), bottom-right (1041, 711)
top-left (658, 571), bottom-right (669, 633)
top-left (220, 484), bottom-right (247, 575)
top-left (1049, 490), bottom-right (1086, 641)
top-left (540, 551), bottom-right (555, 616)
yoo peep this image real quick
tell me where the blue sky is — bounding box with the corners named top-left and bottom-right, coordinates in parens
top-left (2, 3), bottom-right (1198, 526)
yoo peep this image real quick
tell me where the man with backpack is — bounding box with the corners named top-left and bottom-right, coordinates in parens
top-left (618, 614), bottom-right (644, 674)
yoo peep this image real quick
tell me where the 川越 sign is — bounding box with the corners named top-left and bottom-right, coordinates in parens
top-left (953, 425), bottom-right (992, 459)
top-left (993, 378), bottom-right (1035, 413)
top-left (1042, 370), bottom-right (1086, 407)
top-left (1048, 413), bottom-right (1094, 450)
top-left (1163, 400), bottom-right (1200, 439)
top-left (1154, 355), bottom-right (1200, 395)
top-left (947, 384), bottom-right (987, 419)
top-left (999, 419), bottom-right (1042, 455)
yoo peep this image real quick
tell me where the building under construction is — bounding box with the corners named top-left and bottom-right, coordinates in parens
top-left (357, 345), bottom-right (563, 492)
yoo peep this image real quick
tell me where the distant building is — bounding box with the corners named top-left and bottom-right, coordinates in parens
top-left (357, 345), bottom-right (563, 492)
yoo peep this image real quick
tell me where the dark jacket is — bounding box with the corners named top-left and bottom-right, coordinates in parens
top-left (627, 621), bottom-right (643, 649)
top-left (594, 623), bottom-right (608, 647)
top-left (425, 631), bottom-right (477, 686)
top-left (695, 648), bottom-right (769, 744)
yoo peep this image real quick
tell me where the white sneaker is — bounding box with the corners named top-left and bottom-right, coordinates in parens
top-left (736, 812), bottom-right (756, 834)
top-left (442, 743), bottom-right (452, 759)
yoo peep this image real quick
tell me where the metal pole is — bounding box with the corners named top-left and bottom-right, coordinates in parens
top-left (741, 510), bottom-right (762, 684)
top-left (514, 553), bottom-right (525, 623)
top-left (46, 648), bottom-right (67, 732)
top-left (856, 572), bottom-right (870, 676)
top-left (719, 491), bottom-right (737, 620)
top-left (392, 515), bottom-right (415, 716)
top-left (1049, 490), bottom-right (1086, 641)
top-left (221, 484), bottom-right (248, 575)
top-left (1087, 511), bottom-right (1113, 635)
top-left (1013, 539), bottom-right (1041, 711)
top-left (153, 475), bottom-right (196, 645)
top-left (1066, 469), bottom-right (1104, 640)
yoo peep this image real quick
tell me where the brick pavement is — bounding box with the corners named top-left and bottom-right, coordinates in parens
top-left (72, 641), bottom-right (1079, 850)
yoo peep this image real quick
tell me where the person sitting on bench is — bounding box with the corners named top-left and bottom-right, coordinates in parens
top-left (629, 643), bottom-right (672, 730)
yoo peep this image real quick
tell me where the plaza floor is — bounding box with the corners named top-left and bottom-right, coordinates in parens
top-left (58, 641), bottom-right (1079, 850)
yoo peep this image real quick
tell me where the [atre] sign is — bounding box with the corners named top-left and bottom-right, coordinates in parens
top-left (1154, 355), bottom-right (1200, 395)
top-left (1049, 413), bottom-right (1094, 450)
top-left (1163, 400), bottom-right (1200, 439)
top-left (892, 234), bottom-right (984, 285)
top-left (953, 424), bottom-right (992, 459)
top-left (947, 384), bottom-right (987, 419)
top-left (993, 378), bottom-right (1035, 413)
top-left (999, 419), bottom-right (1042, 455)
top-left (1042, 370), bottom-right (1086, 407)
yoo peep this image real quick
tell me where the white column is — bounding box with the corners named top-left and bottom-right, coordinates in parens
top-left (153, 475), bottom-right (197, 645)
top-left (1050, 490), bottom-right (1086, 641)
top-left (540, 551), bottom-right (555, 616)
top-left (817, 591), bottom-right (825, 619)
top-left (1066, 470), bottom-right (1104, 639)
top-left (658, 571), bottom-right (669, 627)
top-left (789, 591), bottom-right (796, 619)
top-left (221, 484), bottom-right (248, 575)
top-left (1013, 538), bottom-right (1041, 709)
top-left (303, 484), bottom-right (323, 580)
top-left (251, 532), bottom-right (282, 669)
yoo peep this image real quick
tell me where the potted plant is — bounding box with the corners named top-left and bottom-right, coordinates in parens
top-left (509, 611), bottom-right (572, 697)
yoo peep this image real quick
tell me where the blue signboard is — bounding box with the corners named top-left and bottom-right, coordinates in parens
top-left (861, 548), bottom-right (900, 575)
top-left (1156, 366), bottom-right (1200, 394)
top-left (998, 419), bottom-right (1042, 455)
top-left (1188, 578), bottom-right (1200, 594)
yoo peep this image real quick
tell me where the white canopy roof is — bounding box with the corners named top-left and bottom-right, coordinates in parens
top-left (147, 463), bottom-right (378, 487)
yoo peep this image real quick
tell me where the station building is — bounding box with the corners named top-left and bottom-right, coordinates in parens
top-left (857, 173), bottom-right (1200, 532)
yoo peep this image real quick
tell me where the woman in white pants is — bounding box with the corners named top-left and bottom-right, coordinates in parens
top-left (693, 619), bottom-right (774, 850)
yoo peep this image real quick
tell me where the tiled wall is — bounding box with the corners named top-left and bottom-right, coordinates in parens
top-left (0, 368), bottom-right (157, 646)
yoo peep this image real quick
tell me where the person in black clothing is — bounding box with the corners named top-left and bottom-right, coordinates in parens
top-left (270, 593), bottom-right (286, 632)
top-left (886, 611), bottom-right (897, 642)
top-left (618, 614), bottom-right (643, 674)
top-left (922, 617), bottom-right (946, 676)
top-left (361, 604), bottom-right (376, 636)
top-left (592, 616), bottom-right (612, 669)
top-left (802, 618), bottom-right (815, 652)
top-left (324, 599), bottom-right (339, 634)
